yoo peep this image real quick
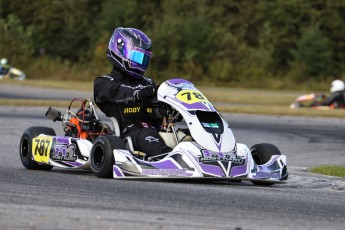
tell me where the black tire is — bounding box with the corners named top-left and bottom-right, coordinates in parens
top-left (19, 126), bottom-right (56, 170)
top-left (251, 143), bottom-right (281, 165)
top-left (91, 135), bottom-right (125, 178)
top-left (250, 143), bottom-right (281, 186)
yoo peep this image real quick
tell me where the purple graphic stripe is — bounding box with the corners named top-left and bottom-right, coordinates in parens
top-left (150, 159), bottom-right (179, 169)
top-left (180, 101), bottom-right (209, 111)
top-left (167, 78), bottom-right (194, 87)
top-left (258, 156), bottom-right (280, 170)
top-left (113, 166), bottom-right (124, 177)
top-left (230, 165), bottom-right (247, 177)
top-left (169, 96), bottom-right (211, 111)
top-left (56, 136), bottom-right (69, 145)
top-left (63, 161), bottom-right (83, 167)
top-left (199, 163), bottom-right (225, 177)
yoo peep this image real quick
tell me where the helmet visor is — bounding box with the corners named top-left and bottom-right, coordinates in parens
top-left (128, 50), bottom-right (151, 67)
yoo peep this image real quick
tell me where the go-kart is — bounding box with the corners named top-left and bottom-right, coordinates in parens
top-left (0, 67), bottom-right (26, 80)
top-left (290, 93), bottom-right (344, 110)
top-left (19, 78), bottom-right (288, 185)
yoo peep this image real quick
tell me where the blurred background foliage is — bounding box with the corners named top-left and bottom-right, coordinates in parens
top-left (0, 0), bottom-right (344, 90)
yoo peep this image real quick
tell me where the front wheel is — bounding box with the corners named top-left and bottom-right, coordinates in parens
top-left (90, 135), bottom-right (125, 178)
top-left (250, 143), bottom-right (281, 186)
top-left (19, 126), bottom-right (56, 170)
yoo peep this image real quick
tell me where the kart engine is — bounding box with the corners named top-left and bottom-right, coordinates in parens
top-left (45, 98), bottom-right (112, 142)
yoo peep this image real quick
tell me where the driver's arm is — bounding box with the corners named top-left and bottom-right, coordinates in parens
top-left (94, 76), bottom-right (156, 103)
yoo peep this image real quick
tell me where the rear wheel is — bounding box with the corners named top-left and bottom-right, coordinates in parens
top-left (250, 143), bottom-right (281, 186)
top-left (91, 135), bottom-right (125, 178)
top-left (19, 126), bottom-right (55, 170)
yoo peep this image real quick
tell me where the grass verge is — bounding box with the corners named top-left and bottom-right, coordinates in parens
top-left (310, 166), bottom-right (345, 178)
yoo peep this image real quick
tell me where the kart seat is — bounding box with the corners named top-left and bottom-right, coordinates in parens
top-left (109, 116), bottom-right (137, 156)
top-left (123, 136), bottom-right (134, 153)
top-left (109, 117), bottom-right (121, 137)
top-left (108, 116), bottom-right (191, 159)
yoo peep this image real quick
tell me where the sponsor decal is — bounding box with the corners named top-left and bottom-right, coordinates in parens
top-left (124, 107), bottom-right (141, 114)
top-left (145, 136), bottom-right (159, 143)
top-left (123, 107), bottom-right (152, 114)
top-left (142, 168), bottom-right (187, 176)
top-left (200, 150), bottom-right (243, 163)
top-left (120, 84), bottom-right (148, 90)
top-left (255, 171), bottom-right (281, 179)
top-left (201, 122), bottom-right (219, 128)
top-left (52, 138), bottom-right (77, 162)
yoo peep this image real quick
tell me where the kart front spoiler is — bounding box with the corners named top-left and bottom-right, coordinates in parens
top-left (112, 142), bottom-right (288, 183)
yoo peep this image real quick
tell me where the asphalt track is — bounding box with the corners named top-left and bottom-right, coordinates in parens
top-left (1, 84), bottom-right (345, 230)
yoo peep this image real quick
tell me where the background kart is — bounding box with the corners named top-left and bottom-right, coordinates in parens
top-left (0, 67), bottom-right (26, 80)
top-left (20, 78), bottom-right (288, 186)
top-left (290, 93), bottom-right (344, 110)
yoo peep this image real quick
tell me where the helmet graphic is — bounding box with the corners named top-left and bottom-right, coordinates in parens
top-left (330, 80), bottom-right (345, 93)
top-left (107, 27), bottom-right (152, 79)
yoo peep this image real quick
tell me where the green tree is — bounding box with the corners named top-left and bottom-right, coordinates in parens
top-left (319, 1), bottom-right (345, 76)
top-left (0, 0), bottom-right (344, 86)
top-left (293, 27), bottom-right (333, 79)
top-left (0, 14), bottom-right (33, 64)
top-left (1, 0), bottom-right (102, 62)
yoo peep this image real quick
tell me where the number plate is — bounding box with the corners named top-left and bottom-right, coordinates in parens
top-left (176, 90), bottom-right (209, 104)
top-left (32, 136), bottom-right (53, 163)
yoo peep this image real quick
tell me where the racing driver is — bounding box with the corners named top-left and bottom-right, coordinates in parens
top-left (94, 27), bottom-right (172, 160)
top-left (322, 79), bottom-right (345, 108)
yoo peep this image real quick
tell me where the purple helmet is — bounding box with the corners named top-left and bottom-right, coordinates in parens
top-left (107, 27), bottom-right (152, 79)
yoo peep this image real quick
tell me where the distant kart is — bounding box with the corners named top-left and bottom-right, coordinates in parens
top-left (19, 78), bottom-right (288, 185)
top-left (290, 93), bottom-right (344, 110)
top-left (0, 67), bottom-right (26, 80)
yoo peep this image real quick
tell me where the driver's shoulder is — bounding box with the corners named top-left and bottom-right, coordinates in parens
top-left (95, 73), bottom-right (123, 83)
top-left (142, 76), bottom-right (157, 87)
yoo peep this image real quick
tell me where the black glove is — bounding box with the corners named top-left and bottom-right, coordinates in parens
top-left (133, 86), bottom-right (156, 101)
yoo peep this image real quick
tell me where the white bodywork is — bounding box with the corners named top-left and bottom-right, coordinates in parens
top-left (111, 79), bottom-right (288, 181)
